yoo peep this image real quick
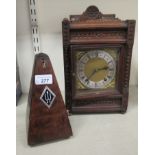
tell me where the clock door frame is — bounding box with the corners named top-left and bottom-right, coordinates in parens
top-left (70, 44), bottom-right (124, 99)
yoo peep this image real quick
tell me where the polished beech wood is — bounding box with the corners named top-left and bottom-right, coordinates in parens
top-left (27, 53), bottom-right (72, 146)
top-left (62, 6), bottom-right (136, 114)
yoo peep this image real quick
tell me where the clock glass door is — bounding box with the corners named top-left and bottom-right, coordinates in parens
top-left (72, 47), bottom-right (120, 97)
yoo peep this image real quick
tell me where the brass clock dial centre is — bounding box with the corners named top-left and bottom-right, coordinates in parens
top-left (77, 50), bottom-right (116, 89)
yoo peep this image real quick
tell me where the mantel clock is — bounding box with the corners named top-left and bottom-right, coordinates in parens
top-left (62, 6), bottom-right (136, 114)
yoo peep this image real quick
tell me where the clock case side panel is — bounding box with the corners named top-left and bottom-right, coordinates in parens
top-left (121, 20), bottom-right (136, 113)
top-left (62, 19), bottom-right (72, 111)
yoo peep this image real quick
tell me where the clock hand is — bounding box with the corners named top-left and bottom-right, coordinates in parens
top-left (87, 66), bottom-right (108, 80)
top-left (87, 69), bottom-right (97, 80)
top-left (97, 66), bottom-right (109, 71)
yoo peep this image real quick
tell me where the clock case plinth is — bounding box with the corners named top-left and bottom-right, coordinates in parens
top-left (62, 6), bottom-right (135, 114)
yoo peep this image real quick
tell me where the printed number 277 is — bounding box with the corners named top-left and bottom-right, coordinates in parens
top-left (41, 78), bottom-right (49, 83)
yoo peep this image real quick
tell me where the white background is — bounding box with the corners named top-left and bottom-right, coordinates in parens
top-left (1, 0), bottom-right (155, 155)
top-left (16, 0), bottom-right (138, 93)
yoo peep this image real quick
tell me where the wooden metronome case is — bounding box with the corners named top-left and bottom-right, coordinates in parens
top-left (27, 53), bottom-right (72, 146)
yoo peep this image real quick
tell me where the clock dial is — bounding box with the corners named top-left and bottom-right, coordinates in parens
top-left (77, 50), bottom-right (116, 89)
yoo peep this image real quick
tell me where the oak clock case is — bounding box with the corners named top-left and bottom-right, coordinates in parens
top-left (62, 6), bottom-right (136, 114)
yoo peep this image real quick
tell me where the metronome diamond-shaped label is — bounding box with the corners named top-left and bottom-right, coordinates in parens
top-left (40, 86), bottom-right (56, 108)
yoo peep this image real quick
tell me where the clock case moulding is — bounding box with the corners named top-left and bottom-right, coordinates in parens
top-left (62, 5), bottom-right (136, 114)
